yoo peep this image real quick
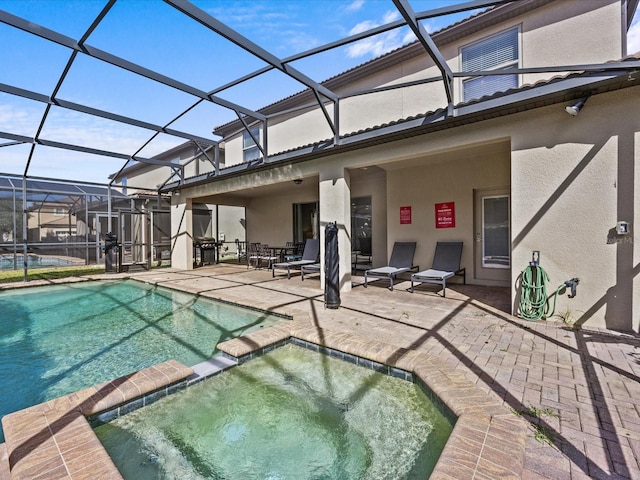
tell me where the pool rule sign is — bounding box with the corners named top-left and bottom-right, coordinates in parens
top-left (400, 206), bottom-right (412, 224)
top-left (435, 202), bottom-right (455, 228)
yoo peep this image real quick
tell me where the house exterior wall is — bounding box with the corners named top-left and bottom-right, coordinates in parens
top-left (112, 150), bottom-right (218, 192)
top-left (246, 181), bottom-right (318, 245)
top-left (385, 141), bottom-right (511, 277)
top-left (510, 87), bottom-right (639, 332)
top-left (221, 0), bottom-right (623, 165)
top-left (174, 83), bottom-right (639, 331)
top-left (171, 1), bottom-right (638, 331)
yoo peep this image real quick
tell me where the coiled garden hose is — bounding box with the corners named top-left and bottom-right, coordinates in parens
top-left (518, 265), bottom-right (565, 321)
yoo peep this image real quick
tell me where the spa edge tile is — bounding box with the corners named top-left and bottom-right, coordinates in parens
top-left (430, 455), bottom-right (477, 480)
top-left (1, 414), bottom-right (49, 444)
top-left (2, 359), bottom-right (196, 478)
top-left (19, 464), bottom-right (70, 480)
top-left (454, 414), bottom-right (493, 434)
top-left (63, 442), bottom-right (113, 475)
top-left (440, 443), bottom-right (484, 471)
top-left (54, 426), bottom-right (102, 456)
top-left (444, 427), bottom-right (486, 453)
top-left (70, 457), bottom-right (123, 480)
top-left (7, 441), bottom-right (60, 478)
top-left (479, 443), bottom-right (524, 477)
top-left (474, 457), bottom-right (523, 480)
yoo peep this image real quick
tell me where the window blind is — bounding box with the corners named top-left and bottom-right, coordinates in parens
top-left (462, 27), bottom-right (519, 101)
top-left (462, 27), bottom-right (519, 71)
top-left (463, 72), bottom-right (517, 101)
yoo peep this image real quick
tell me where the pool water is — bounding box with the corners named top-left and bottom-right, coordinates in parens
top-left (96, 344), bottom-right (453, 480)
top-left (0, 279), bottom-right (283, 442)
top-left (0, 254), bottom-right (75, 270)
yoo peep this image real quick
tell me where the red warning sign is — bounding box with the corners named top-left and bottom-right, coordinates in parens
top-left (400, 206), bottom-right (412, 225)
top-left (435, 202), bottom-right (455, 228)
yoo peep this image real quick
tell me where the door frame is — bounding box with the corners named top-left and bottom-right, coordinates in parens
top-left (473, 187), bottom-right (511, 285)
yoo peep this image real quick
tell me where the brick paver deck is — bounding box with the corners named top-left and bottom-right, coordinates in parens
top-left (1, 263), bottom-right (639, 479)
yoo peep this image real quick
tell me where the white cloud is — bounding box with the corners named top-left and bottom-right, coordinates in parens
top-left (346, 11), bottom-right (411, 59)
top-left (382, 10), bottom-right (400, 24)
top-left (0, 103), bottom-right (182, 182)
top-left (628, 15), bottom-right (640, 55)
top-left (0, 103), bottom-right (41, 137)
top-left (345, 0), bottom-right (365, 13)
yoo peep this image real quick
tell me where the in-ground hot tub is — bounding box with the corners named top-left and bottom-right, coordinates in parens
top-left (95, 343), bottom-right (454, 479)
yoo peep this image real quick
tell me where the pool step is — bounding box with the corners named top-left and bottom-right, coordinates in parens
top-left (191, 356), bottom-right (237, 380)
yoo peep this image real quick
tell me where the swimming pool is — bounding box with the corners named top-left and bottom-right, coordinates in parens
top-left (96, 343), bottom-right (453, 479)
top-left (0, 254), bottom-right (76, 270)
top-left (0, 279), bottom-right (284, 442)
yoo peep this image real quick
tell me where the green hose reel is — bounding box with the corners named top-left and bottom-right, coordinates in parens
top-left (518, 264), bottom-right (578, 322)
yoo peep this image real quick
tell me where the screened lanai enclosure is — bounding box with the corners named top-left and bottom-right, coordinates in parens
top-left (0, 174), bottom-right (171, 276)
top-left (1, 0), bottom-right (638, 281)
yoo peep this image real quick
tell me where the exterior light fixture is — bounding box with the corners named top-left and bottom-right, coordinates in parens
top-left (565, 97), bottom-right (588, 116)
top-left (293, 179), bottom-right (303, 185)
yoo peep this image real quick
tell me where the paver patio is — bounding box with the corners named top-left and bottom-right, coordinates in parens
top-left (125, 263), bottom-right (640, 479)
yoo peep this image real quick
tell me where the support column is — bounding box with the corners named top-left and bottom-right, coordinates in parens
top-left (170, 194), bottom-right (194, 269)
top-left (319, 167), bottom-right (351, 292)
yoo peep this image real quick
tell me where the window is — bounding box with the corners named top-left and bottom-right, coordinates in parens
top-left (243, 127), bottom-right (261, 162)
top-left (53, 208), bottom-right (65, 216)
top-left (461, 27), bottom-right (519, 102)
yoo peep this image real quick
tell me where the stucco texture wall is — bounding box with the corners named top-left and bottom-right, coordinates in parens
top-left (385, 142), bottom-right (510, 278)
top-left (511, 87), bottom-right (639, 332)
top-left (246, 182), bottom-right (318, 245)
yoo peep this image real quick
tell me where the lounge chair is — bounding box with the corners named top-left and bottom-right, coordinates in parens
top-left (272, 239), bottom-right (320, 278)
top-left (409, 241), bottom-right (465, 297)
top-left (364, 241), bottom-right (417, 291)
top-left (301, 263), bottom-right (321, 280)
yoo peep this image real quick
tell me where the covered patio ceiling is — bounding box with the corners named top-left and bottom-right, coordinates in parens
top-left (1, 0), bottom-right (638, 193)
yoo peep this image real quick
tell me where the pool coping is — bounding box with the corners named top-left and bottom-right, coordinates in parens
top-left (1, 320), bottom-right (527, 479)
top-left (1, 360), bottom-right (194, 480)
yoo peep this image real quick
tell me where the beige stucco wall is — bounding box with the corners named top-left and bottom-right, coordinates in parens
top-left (453, 0), bottom-right (623, 94)
top-left (510, 87), bottom-right (639, 332)
top-left (385, 141), bottom-right (511, 276)
top-left (221, 0), bottom-right (623, 166)
top-left (246, 180), bottom-right (318, 245)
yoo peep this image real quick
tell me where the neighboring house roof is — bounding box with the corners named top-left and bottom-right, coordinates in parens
top-left (167, 53), bottom-right (640, 191)
top-left (109, 141), bottom-right (221, 184)
top-left (108, 141), bottom-right (195, 181)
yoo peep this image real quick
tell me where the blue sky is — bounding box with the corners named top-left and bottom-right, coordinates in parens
top-left (0, 0), bottom-right (639, 184)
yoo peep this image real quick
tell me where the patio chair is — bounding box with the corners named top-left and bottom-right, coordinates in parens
top-left (247, 242), bottom-right (261, 269)
top-left (284, 241), bottom-right (305, 261)
top-left (301, 262), bottom-right (321, 281)
top-left (352, 236), bottom-right (372, 271)
top-left (235, 239), bottom-right (247, 264)
top-left (272, 239), bottom-right (320, 279)
top-left (259, 245), bottom-right (279, 269)
top-left (363, 241), bottom-right (417, 291)
top-left (409, 241), bottom-right (465, 297)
